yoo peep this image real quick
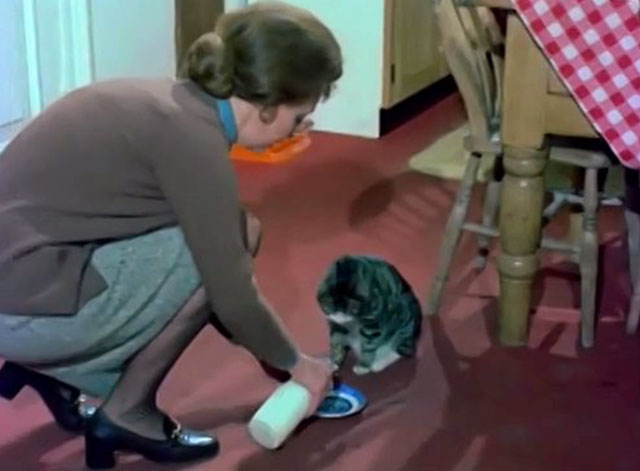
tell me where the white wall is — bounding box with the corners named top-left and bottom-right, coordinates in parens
top-left (247, 0), bottom-right (385, 138)
top-left (0, 0), bottom-right (176, 151)
top-left (34, 0), bottom-right (94, 108)
top-left (1, 0), bottom-right (92, 147)
top-left (225, 0), bottom-right (248, 10)
top-left (5, 0), bottom-right (381, 141)
top-left (0, 0), bottom-right (29, 146)
top-left (90, 0), bottom-right (176, 80)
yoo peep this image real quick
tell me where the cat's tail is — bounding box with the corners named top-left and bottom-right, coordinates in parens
top-left (397, 323), bottom-right (421, 358)
top-left (397, 298), bottom-right (423, 358)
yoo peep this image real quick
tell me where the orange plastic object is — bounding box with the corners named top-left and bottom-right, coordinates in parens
top-left (230, 133), bottom-right (311, 164)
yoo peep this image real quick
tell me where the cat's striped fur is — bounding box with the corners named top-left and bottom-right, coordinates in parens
top-left (317, 255), bottom-right (422, 375)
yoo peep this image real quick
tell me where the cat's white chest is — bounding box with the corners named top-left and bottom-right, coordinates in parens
top-left (328, 310), bottom-right (403, 375)
top-left (327, 312), bottom-right (353, 325)
top-left (328, 312), bottom-right (362, 356)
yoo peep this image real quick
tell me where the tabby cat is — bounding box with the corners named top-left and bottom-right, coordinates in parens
top-left (316, 255), bottom-right (422, 375)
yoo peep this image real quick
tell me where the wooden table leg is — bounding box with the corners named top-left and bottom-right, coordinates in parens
top-left (497, 145), bottom-right (548, 346)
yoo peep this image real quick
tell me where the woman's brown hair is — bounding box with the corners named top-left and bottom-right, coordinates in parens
top-left (180, 1), bottom-right (343, 106)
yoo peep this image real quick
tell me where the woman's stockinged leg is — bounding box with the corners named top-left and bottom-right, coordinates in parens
top-left (97, 211), bottom-right (260, 439)
top-left (99, 287), bottom-right (209, 439)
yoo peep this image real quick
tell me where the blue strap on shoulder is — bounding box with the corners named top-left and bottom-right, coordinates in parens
top-left (214, 98), bottom-right (238, 143)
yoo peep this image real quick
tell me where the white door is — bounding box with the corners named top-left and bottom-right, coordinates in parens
top-left (0, 0), bottom-right (93, 150)
top-left (0, 0), bottom-right (31, 149)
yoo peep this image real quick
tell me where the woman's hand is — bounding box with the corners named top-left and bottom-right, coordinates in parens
top-left (290, 352), bottom-right (333, 417)
top-left (293, 119), bottom-right (314, 135)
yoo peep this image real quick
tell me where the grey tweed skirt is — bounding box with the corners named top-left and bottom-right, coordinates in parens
top-left (0, 227), bottom-right (201, 398)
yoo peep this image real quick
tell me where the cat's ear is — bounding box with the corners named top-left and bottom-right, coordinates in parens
top-left (316, 267), bottom-right (336, 304)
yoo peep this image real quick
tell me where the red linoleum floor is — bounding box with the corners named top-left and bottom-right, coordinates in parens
top-left (2, 90), bottom-right (640, 471)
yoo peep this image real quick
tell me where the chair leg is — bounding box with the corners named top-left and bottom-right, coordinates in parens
top-left (568, 212), bottom-right (584, 265)
top-left (475, 154), bottom-right (503, 271)
top-left (624, 208), bottom-right (640, 287)
top-left (425, 152), bottom-right (482, 316)
top-left (542, 190), bottom-right (569, 223)
top-left (626, 278), bottom-right (640, 335)
top-left (625, 208), bottom-right (640, 334)
top-left (567, 168), bottom-right (586, 265)
top-left (579, 168), bottom-right (599, 348)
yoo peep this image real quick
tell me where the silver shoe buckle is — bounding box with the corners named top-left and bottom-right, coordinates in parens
top-left (170, 423), bottom-right (183, 441)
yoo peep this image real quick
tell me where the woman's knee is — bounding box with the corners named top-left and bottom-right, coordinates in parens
top-left (174, 287), bottom-right (209, 324)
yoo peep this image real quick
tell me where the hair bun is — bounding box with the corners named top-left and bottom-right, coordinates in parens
top-left (182, 32), bottom-right (234, 98)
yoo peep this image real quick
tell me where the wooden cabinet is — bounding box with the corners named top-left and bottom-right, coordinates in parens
top-left (174, 0), bottom-right (224, 71)
top-left (382, 0), bottom-right (449, 108)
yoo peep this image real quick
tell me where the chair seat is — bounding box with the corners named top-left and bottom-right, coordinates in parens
top-left (549, 146), bottom-right (612, 169)
top-left (461, 136), bottom-right (612, 170)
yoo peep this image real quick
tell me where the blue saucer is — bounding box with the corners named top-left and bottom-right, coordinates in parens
top-left (315, 383), bottom-right (367, 419)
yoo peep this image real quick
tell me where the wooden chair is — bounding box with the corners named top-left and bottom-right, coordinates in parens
top-left (624, 172), bottom-right (640, 334)
top-left (426, 0), bottom-right (613, 348)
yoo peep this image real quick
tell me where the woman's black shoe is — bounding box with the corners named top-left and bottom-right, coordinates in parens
top-left (0, 361), bottom-right (96, 433)
top-left (85, 409), bottom-right (219, 469)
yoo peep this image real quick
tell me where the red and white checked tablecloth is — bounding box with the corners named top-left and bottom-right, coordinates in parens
top-left (512, 0), bottom-right (640, 168)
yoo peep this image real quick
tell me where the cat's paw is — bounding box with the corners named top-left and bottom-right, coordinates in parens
top-left (371, 351), bottom-right (402, 373)
top-left (352, 364), bottom-right (371, 375)
top-left (370, 362), bottom-right (390, 373)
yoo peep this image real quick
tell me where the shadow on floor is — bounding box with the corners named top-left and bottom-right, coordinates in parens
top-left (377, 305), bottom-right (640, 471)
